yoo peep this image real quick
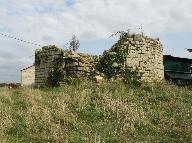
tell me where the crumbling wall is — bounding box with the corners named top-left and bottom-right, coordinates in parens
top-left (35, 46), bottom-right (64, 87)
top-left (34, 34), bottom-right (164, 86)
top-left (126, 34), bottom-right (164, 81)
top-left (35, 45), bottom-right (99, 87)
top-left (103, 34), bottom-right (164, 81)
top-left (64, 51), bottom-right (99, 79)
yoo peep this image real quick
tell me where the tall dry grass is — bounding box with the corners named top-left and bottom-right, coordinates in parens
top-left (0, 81), bottom-right (192, 143)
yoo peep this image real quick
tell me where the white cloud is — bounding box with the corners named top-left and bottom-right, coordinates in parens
top-left (0, 0), bottom-right (192, 82)
top-left (1, 0), bottom-right (191, 42)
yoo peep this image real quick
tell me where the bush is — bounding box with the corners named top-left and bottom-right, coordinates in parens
top-left (63, 76), bottom-right (81, 86)
top-left (121, 67), bottom-right (141, 87)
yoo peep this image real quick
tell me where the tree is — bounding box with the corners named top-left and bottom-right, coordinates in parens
top-left (69, 35), bottom-right (80, 52)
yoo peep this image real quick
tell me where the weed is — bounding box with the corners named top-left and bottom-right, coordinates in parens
top-left (0, 82), bottom-right (191, 142)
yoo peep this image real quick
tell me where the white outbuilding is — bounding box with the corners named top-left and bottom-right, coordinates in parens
top-left (21, 65), bottom-right (35, 86)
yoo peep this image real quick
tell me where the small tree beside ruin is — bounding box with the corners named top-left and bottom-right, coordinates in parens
top-left (69, 35), bottom-right (80, 52)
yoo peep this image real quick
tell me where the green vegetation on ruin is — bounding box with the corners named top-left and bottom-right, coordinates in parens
top-left (0, 81), bottom-right (192, 143)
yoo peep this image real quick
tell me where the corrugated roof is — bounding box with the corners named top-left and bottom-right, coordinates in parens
top-left (164, 55), bottom-right (192, 62)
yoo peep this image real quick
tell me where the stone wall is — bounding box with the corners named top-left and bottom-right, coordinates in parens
top-left (64, 51), bottom-right (99, 79)
top-left (21, 65), bottom-right (35, 86)
top-left (34, 34), bottom-right (164, 86)
top-left (106, 34), bottom-right (164, 81)
top-left (126, 34), bottom-right (164, 81)
top-left (35, 46), bottom-right (64, 87)
top-left (35, 45), bottom-right (99, 87)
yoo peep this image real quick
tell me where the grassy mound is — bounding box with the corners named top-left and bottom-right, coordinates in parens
top-left (0, 82), bottom-right (191, 142)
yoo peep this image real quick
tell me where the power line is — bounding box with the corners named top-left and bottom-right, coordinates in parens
top-left (0, 32), bottom-right (42, 47)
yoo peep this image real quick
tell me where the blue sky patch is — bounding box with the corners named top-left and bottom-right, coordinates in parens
top-left (65, 0), bottom-right (76, 6)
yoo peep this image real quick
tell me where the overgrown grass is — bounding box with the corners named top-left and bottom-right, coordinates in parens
top-left (0, 81), bottom-right (192, 143)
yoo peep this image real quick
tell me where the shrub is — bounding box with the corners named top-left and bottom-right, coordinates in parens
top-left (63, 76), bottom-right (81, 86)
top-left (121, 67), bottom-right (141, 87)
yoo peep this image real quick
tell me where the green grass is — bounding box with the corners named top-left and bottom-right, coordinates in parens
top-left (0, 81), bottom-right (192, 143)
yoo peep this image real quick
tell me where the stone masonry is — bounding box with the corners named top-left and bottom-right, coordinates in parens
top-left (101, 34), bottom-right (164, 81)
top-left (126, 34), bottom-right (164, 81)
top-left (33, 34), bottom-right (164, 87)
top-left (35, 46), bottom-right (64, 87)
top-left (35, 45), bottom-right (99, 87)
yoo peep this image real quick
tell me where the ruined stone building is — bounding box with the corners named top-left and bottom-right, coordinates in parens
top-left (34, 46), bottom-right (99, 87)
top-left (104, 34), bottom-right (164, 81)
top-left (21, 34), bottom-right (164, 87)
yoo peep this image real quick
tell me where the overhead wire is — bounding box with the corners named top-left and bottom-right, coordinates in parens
top-left (0, 32), bottom-right (42, 47)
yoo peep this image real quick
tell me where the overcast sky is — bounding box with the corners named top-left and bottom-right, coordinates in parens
top-left (0, 0), bottom-right (192, 83)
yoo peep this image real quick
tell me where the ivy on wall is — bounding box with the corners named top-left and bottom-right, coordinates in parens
top-left (35, 50), bottom-right (41, 66)
top-left (97, 31), bottom-right (141, 86)
top-left (97, 31), bottom-right (131, 79)
top-left (98, 47), bottom-right (126, 79)
top-left (47, 54), bottom-right (65, 87)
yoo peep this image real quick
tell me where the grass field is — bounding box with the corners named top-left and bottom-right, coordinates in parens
top-left (0, 81), bottom-right (192, 143)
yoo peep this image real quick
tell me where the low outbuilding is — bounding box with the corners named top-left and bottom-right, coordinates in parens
top-left (164, 55), bottom-right (192, 85)
top-left (21, 65), bottom-right (35, 86)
